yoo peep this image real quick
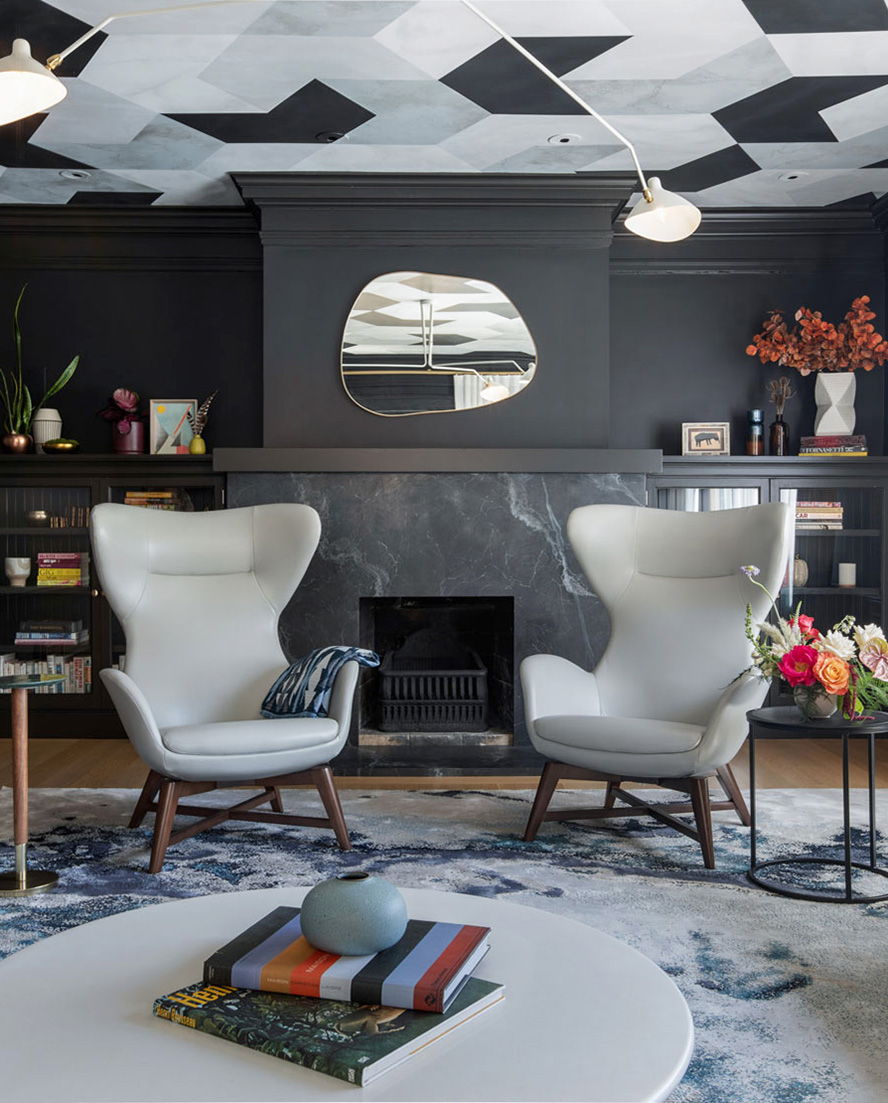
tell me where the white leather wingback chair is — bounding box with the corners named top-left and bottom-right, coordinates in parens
top-left (521, 502), bottom-right (792, 868)
top-left (91, 502), bottom-right (358, 873)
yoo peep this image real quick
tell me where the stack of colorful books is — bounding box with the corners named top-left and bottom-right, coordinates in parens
top-left (36, 551), bottom-right (89, 586)
top-left (153, 905), bottom-right (504, 1087)
top-left (15, 618), bottom-right (89, 648)
top-left (123, 489), bottom-right (180, 510)
top-left (799, 434), bottom-right (867, 457)
top-left (795, 501), bottom-right (843, 530)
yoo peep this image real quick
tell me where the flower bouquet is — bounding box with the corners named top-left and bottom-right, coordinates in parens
top-left (742, 565), bottom-right (888, 719)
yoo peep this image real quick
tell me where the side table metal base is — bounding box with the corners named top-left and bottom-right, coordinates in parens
top-left (749, 857), bottom-right (888, 904)
top-left (0, 869), bottom-right (59, 897)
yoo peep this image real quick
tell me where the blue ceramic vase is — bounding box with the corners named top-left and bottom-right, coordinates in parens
top-left (300, 872), bottom-right (408, 955)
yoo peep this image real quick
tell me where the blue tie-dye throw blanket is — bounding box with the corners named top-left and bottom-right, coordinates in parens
top-left (261, 645), bottom-right (380, 719)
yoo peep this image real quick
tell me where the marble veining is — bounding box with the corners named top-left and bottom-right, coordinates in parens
top-left (230, 470), bottom-right (645, 747)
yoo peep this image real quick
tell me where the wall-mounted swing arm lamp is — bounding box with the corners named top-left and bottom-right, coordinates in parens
top-left (0, 0), bottom-right (701, 242)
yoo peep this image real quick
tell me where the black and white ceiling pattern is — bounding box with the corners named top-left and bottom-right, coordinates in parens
top-left (1, 0), bottom-right (887, 207)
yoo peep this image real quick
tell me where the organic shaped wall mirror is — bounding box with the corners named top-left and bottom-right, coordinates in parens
top-left (341, 271), bottom-right (537, 417)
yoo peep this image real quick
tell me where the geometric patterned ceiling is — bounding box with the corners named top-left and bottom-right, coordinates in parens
top-left (0, 0), bottom-right (886, 208)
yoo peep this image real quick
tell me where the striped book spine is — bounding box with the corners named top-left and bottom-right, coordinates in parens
top-left (203, 906), bottom-right (490, 1014)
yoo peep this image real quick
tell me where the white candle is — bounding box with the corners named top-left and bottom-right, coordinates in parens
top-left (838, 563), bottom-right (856, 588)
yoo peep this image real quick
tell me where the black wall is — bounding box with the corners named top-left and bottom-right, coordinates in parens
top-left (0, 210), bottom-right (263, 454)
top-left (611, 211), bottom-right (887, 454)
top-left (235, 173), bottom-right (631, 450)
top-left (0, 193), bottom-right (886, 457)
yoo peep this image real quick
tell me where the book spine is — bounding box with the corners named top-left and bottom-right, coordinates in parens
top-left (799, 451), bottom-right (868, 457)
top-left (413, 926), bottom-right (488, 1013)
top-left (37, 569), bottom-right (86, 578)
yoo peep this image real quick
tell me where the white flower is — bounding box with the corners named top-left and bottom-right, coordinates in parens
top-left (853, 623), bottom-right (886, 651)
top-left (816, 630), bottom-right (856, 661)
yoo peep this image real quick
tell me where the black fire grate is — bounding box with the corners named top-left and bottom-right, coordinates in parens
top-left (378, 628), bottom-right (489, 732)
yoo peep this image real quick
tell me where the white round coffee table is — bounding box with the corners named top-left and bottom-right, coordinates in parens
top-left (0, 887), bottom-right (692, 1102)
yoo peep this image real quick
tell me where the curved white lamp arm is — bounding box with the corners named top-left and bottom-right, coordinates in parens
top-left (49, 1), bottom-right (264, 68)
top-left (459, 0), bottom-right (650, 198)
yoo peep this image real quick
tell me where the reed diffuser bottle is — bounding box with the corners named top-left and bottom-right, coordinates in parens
top-left (767, 376), bottom-right (793, 456)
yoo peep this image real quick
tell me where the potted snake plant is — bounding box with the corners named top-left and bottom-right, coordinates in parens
top-left (0, 286), bottom-right (79, 453)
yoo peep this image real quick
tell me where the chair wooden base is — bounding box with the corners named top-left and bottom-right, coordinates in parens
top-left (523, 761), bottom-right (751, 869)
top-left (130, 766), bottom-right (351, 873)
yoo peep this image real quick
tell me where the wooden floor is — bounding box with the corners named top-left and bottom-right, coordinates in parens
top-left (3, 737), bottom-right (888, 789)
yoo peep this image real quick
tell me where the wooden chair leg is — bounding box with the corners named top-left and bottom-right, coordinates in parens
top-left (716, 764), bottom-right (751, 826)
top-left (312, 766), bottom-right (351, 850)
top-left (690, 777), bottom-right (716, 869)
top-left (129, 769), bottom-right (163, 829)
top-left (148, 780), bottom-right (181, 874)
top-left (604, 780), bottom-right (622, 809)
top-left (268, 786), bottom-right (285, 814)
top-left (524, 762), bottom-right (561, 842)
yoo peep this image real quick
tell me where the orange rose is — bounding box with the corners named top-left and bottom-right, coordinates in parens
top-left (814, 651), bottom-right (850, 696)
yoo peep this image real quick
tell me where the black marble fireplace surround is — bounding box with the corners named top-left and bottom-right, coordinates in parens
top-left (227, 464), bottom-right (649, 773)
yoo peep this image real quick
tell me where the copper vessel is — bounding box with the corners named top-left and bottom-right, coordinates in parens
top-left (2, 433), bottom-right (33, 454)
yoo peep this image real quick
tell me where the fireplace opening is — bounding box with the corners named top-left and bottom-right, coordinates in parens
top-left (358, 597), bottom-right (514, 745)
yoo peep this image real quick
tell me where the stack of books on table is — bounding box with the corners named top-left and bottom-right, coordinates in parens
top-left (124, 489), bottom-right (181, 510)
top-left (799, 434), bottom-right (868, 457)
top-left (153, 905), bottom-right (504, 1087)
top-left (36, 551), bottom-right (89, 586)
top-left (795, 501), bottom-right (843, 530)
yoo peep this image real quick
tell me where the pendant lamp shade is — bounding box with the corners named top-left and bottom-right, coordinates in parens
top-left (624, 177), bottom-right (701, 243)
top-left (0, 40), bottom-right (67, 126)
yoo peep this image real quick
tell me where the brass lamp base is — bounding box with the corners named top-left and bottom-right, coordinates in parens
top-left (0, 869), bottom-right (58, 896)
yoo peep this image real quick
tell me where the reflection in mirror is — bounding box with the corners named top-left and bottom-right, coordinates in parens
top-left (342, 271), bottom-right (537, 417)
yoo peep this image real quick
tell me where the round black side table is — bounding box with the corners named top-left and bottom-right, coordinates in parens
top-left (0, 673), bottom-right (66, 896)
top-left (746, 705), bottom-right (888, 903)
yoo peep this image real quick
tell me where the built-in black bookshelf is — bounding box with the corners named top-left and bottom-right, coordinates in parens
top-left (0, 455), bottom-right (223, 736)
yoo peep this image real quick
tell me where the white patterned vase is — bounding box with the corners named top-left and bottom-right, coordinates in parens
top-left (813, 372), bottom-right (856, 436)
top-left (793, 684), bottom-right (838, 720)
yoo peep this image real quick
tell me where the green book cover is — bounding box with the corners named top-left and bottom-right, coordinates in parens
top-left (153, 977), bottom-right (504, 1086)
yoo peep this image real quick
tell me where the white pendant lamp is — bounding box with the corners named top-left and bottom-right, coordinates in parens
top-left (0, 39), bottom-right (67, 127)
top-left (624, 177), bottom-right (702, 243)
top-left (460, 0), bottom-right (701, 242)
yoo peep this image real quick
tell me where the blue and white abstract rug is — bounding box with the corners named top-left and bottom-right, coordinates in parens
top-left (1, 786), bottom-right (886, 1103)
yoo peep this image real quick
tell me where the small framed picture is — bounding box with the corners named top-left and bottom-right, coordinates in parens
top-left (682, 422), bottom-right (730, 455)
top-left (149, 399), bottom-right (196, 455)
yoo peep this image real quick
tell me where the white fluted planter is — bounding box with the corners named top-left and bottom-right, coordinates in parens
top-left (31, 408), bottom-right (62, 454)
top-left (813, 372), bottom-right (856, 436)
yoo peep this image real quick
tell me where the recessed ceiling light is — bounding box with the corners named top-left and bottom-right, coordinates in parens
top-left (59, 169), bottom-right (90, 180)
top-left (316, 131), bottom-right (349, 144)
top-left (547, 133), bottom-right (583, 145)
top-left (778, 171), bottom-right (809, 182)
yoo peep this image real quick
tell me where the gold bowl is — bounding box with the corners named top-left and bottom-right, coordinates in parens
top-left (42, 439), bottom-right (80, 454)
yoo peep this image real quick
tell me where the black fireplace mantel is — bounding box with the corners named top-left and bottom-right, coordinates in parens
top-left (212, 448), bottom-right (663, 474)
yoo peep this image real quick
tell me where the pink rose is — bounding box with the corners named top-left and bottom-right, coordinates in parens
top-left (860, 640), bottom-right (888, 681)
top-left (778, 645), bottom-right (819, 687)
